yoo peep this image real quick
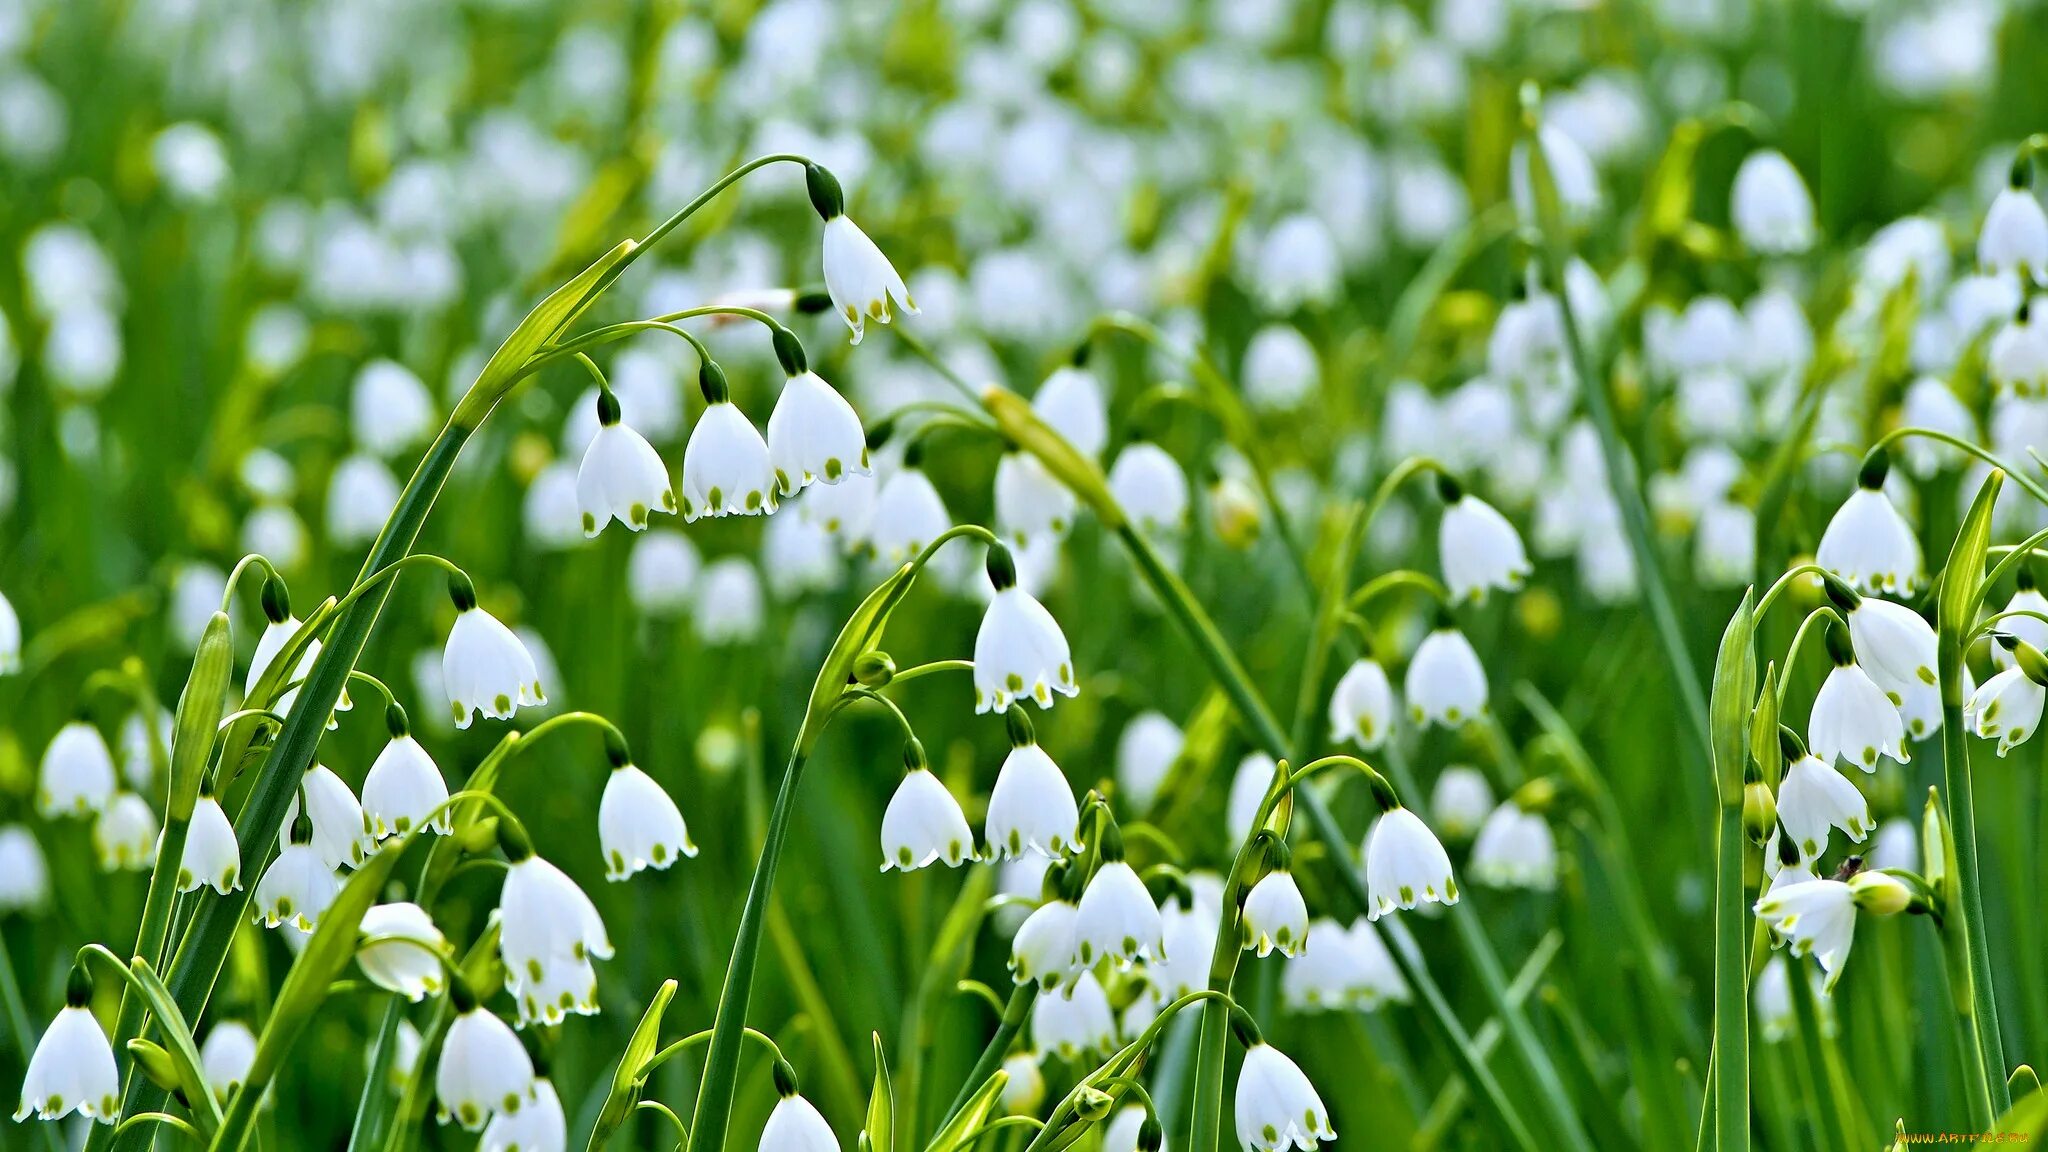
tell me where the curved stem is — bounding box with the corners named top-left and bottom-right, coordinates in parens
top-left (1347, 569), bottom-right (1450, 613)
top-left (889, 660), bottom-right (974, 686)
top-left (636, 1100), bottom-right (690, 1152)
top-left (843, 688), bottom-right (918, 743)
top-left (114, 1113), bottom-right (204, 1143)
top-left (645, 1025), bottom-right (790, 1079)
top-left (327, 553), bottom-right (469, 619)
top-left (218, 554), bottom-right (280, 615)
top-left (1874, 427), bottom-right (2048, 508)
top-left (1775, 606), bottom-right (1850, 711)
top-left (937, 982), bottom-right (1037, 1128)
top-left (1755, 563), bottom-right (1832, 621)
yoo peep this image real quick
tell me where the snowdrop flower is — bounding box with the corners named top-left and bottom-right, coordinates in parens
top-left (1993, 568), bottom-right (2048, 670)
top-left (436, 985), bottom-right (535, 1130)
top-left (577, 390), bottom-right (676, 535)
top-left (1989, 304), bottom-right (2048, 396)
top-left (994, 451), bottom-right (1078, 546)
top-left (1034, 364), bottom-right (1108, 459)
top-left (1404, 624), bottom-right (1488, 729)
top-left (759, 1082), bottom-right (837, 1152)
top-left (626, 530), bottom-right (700, 616)
top-left (178, 790), bottom-right (242, 894)
top-left (1150, 892), bottom-right (1219, 1000)
top-left (810, 164), bottom-right (915, 343)
top-left (1102, 1106), bottom-right (1159, 1152)
top-left (1429, 768), bottom-right (1495, 842)
top-left (1115, 711), bottom-right (1183, 814)
top-left (0, 826), bottom-right (50, 912)
top-left (1364, 806), bottom-right (1458, 919)
top-left (283, 764), bottom-right (374, 869)
top-left (1834, 583), bottom-right (1937, 700)
top-left (1282, 919), bottom-right (1375, 1011)
top-left (199, 1022), bottom-right (258, 1098)
top-left (1327, 656), bottom-right (1394, 749)
top-left (93, 793), bottom-right (157, 871)
top-left (1979, 164), bottom-right (2048, 283)
top-left (599, 755), bottom-right (696, 880)
top-left (1242, 867), bottom-right (1309, 957)
top-left (498, 834), bottom-right (612, 1027)
top-left (14, 968), bottom-right (119, 1124)
top-left (362, 714), bottom-right (450, 841)
top-left (1817, 451), bottom-right (1922, 595)
top-left (799, 468), bottom-right (877, 546)
top-left (1469, 802), bottom-right (1557, 890)
top-left (1730, 150), bottom-right (1817, 256)
top-left (1010, 883), bottom-right (1080, 991)
top-left (523, 463), bottom-right (586, 551)
top-left (1108, 442), bottom-right (1189, 533)
top-left (1695, 502), bottom-right (1757, 589)
top-left (973, 544), bottom-right (1078, 714)
top-left (1753, 956), bottom-right (1796, 1044)
top-left (328, 454), bottom-right (402, 548)
top-left (868, 464), bottom-right (953, 564)
top-left (38, 720), bottom-right (116, 817)
top-left (1965, 638), bottom-right (2048, 757)
top-left (253, 816), bottom-right (340, 931)
top-left (1031, 970), bottom-right (1115, 1061)
top-left (881, 744), bottom-right (976, 871)
top-left (696, 558), bottom-right (766, 645)
top-left (482, 1078), bottom-right (565, 1152)
top-left (1437, 476), bottom-right (1529, 602)
top-left (1074, 838), bottom-right (1161, 969)
top-left (1808, 625), bottom-right (1909, 772)
top-left (1754, 871), bottom-right (1909, 992)
top-left (986, 708), bottom-right (1081, 859)
top-left (0, 589), bottom-right (18, 674)
top-left (1871, 818), bottom-right (1920, 872)
top-left (352, 360), bottom-right (435, 458)
top-left (443, 582), bottom-right (546, 729)
top-left (1511, 122), bottom-right (1601, 225)
top-left (1242, 324), bottom-right (1320, 412)
top-left (999, 1053), bottom-right (1045, 1116)
top-left (1234, 1041), bottom-right (1334, 1152)
top-left (248, 583), bottom-right (351, 724)
top-left (357, 902), bottom-right (449, 1002)
top-left (1775, 729), bottom-right (1870, 860)
top-left (681, 363), bottom-right (777, 520)
top-left (767, 334), bottom-right (871, 498)
top-left (1228, 753), bottom-right (1279, 842)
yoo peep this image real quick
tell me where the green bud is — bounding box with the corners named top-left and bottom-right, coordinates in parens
top-left (1849, 870), bottom-right (1913, 916)
top-left (126, 1039), bottom-right (186, 1096)
top-left (1743, 781), bottom-right (1777, 848)
top-left (2015, 639), bottom-right (2048, 687)
top-left (853, 651), bottom-right (896, 687)
top-left (1073, 1087), bottom-right (1114, 1122)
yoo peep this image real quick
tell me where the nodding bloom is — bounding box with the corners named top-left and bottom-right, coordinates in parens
top-left (38, 720), bottom-right (117, 817)
top-left (994, 451), bottom-right (1078, 547)
top-left (1108, 441), bottom-right (1190, 534)
top-left (481, 1077), bottom-right (566, 1152)
top-left (1327, 656), bottom-right (1395, 750)
top-left (797, 468), bottom-right (877, 547)
top-left (985, 707), bottom-right (1081, 860)
top-left (1242, 867), bottom-right (1310, 957)
top-left (248, 581), bottom-right (352, 725)
top-left (0, 825), bottom-right (51, 912)
top-left (880, 745), bottom-right (976, 872)
top-left (92, 792), bottom-right (156, 871)
top-left (328, 453), bottom-right (402, 548)
top-left (1234, 1041), bottom-right (1334, 1152)
top-left (1150, 892), bottom-right (1219, 1000)
top-left (1730, 149), bottom-right (1817, 256)
top-left (1833, 582), bottom-right (1937, 700)
top-left (1965, 638), bottom-right (2048, 757)
top-left (1074, 840), bottom-right (1162, 969)
top-left (1282, 919), bottom-right (1407, 1013)
top-left (1404, 624), bottom-right (1489, 729)
top-left (1030, 970), bottom-right (1115, 1061)
top-left (1436, 476), bottom-right (1531, 603)
top-left (178, 790), bottom-right (242, 894)
top-left (1993, 568), bottom-right (2048, 669)
top-left (282, 764), bottom-right (374, 870)
top-left (681, 362), bottom-right (777, 521)
top-left (1033, 364), bottom-right (1108, 460)
top-left (0, 588), bottom-right (18, 674)
top-left (1428, 767), bottom-right (1495, 842)
top-left (1103, 1106), bottom-right (1157, 1152)
top-left (1228, 752), bottom-right (1279, 843)
top-left (1364, 807), bottom-right (1458, 920)
top-left (1754, 871), bottom-right (1910, 992)
top-left (1115, 711), bottom-right (1183, 815)
top-left (1511, 121), bottom-right (1602, 226)
top-left (1009, 886), bottom-right (1080, 992)
top-left (14, 967), bottom-right (119, 1124)
top-left (999, 1052), bottom-right (1045, 1116)
top-left (1989, 303), bottom-right (2048, 396)
top-left (576, 389), bottom-right (676, 536)
top-left (253, 816), bottom-right (339, 932)
top-left (759, 1082), bottom-right (838, 1152)
top-left (973, 544), bottom-right (1078, 714)
top-left (362, 713), bottom-right (451, 841)
top-left (1807, 625), bottom-right (1909, 772)
top-left (766, 331), bottom-right (870, 498)
top-left (1979, 163), bottom-right (2048, 283)
top-left (599, 757), bottom-right (696, 881)
top-left (627, 530), bottom-right (701, 617)
top-left (1775, 731), bottom-right (1871, 860)
top-left (199, 1022), bottom-right (258, 1098)
top-left (357, 902), bottom-right (449, 1002)
top-left (809, 164), bottom-right (915, 345)
top-left (1815, 451), bottom-right (1922, 594)
top-left (442, 581), bottom-right (546, 729)
top-left (1469, 802), bottom-right (1558, 891)
top-left (497, 832), bottom-right (612, 1028)
top-left (435, 985), bottom-right (535, 1131)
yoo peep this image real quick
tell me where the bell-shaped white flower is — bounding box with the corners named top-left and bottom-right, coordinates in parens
top-left (994, 452), bottom-right (1077, 546)
top-left (435, 995), bottom-right (535, 1130)
top-left (868, 467), bottom-right (952, 564)
top-left (681, 377), bottom-right (777, 521)
top-left (178, 792), bottom-right (242, 894)
top-left (92, 792), bottom-right (156, 871)
top-left (626, 530), bottom-right (700, 617)
top-left (1074, 855), bottom-right (1162, 969)
top-left (1364, 806), bottom-right (1458, 920)
top-left (1116, 712), bottom-right (1183, 815)
top-left (1227, 753), bottom-right (1278, 843)
top-left (14, 974), bottom-right (118, 1124)
top-left (1777, 744), bottom-right (1871, 861)
top-left (1437, 479), bottom-right (1530, 603)
top-left (1102, 1106), bottom-right (1154, 1152)
top-left (973, 545), bottom-right (1078, 714)
top-left (358, 902), bottom-right (449, 1002)
top-left (1010, 894), bottom-right (1080, 992)
top-left (352, 359), bottom-right (435, 458)
top-left (1234, 1042), bottom-right (1334, 1152)
top-left (1033, 365), bottom-right (1107, 459)
top-left (0, 590), bottom-right (19, 675)
top-left (253, 822), bottom-right (340, 932)
top-left (986, 709), bottom-right (1081, 860)
top-left (1730, 149), bottom-right (1817, 256)
top-left (1815, 453), bottom-right (1922, 594)
top-left (1753, 956), bottom-right (1796, 1044)
top-left (328, 453), bottom-right (402, 548)
top-left (576, 392), bottom-right (676, 536)
top-left (1429, 767), bottom-right (1495, 842)
top-left (199, 1022), bottom-right (258, 1098)
top-left (38, 720), bottom-right (117, 817)
top-left (443, 592), bottom-right (546, 730)
top-left (816, 182), bottom-right (916, 345)
top-left (881, 760), bottom-right (975, 872)
top-left (998, 1052), bottom-right (1045, 1116)
top-left (482, 1078), bottom-right (566, 1152)
top-left (1993, 572), bottom-right (2048, 669)
top-left (0, 825), bottom-right (51, 912)
top-left (1979, 173), bottom-right (2048, 283)
top-left (1404, 625), bottom-right (1488, 729)
top-left (282, 764), bottom-right (374, 869)
top-left (1242, 868), bottom-right (1309, 957)
top-left (599, 761), bottom-right (696, 880)
top-left (1148, 893), bottom-right (1219, 1001)
top-left (767, 353), bottom-right (871, 498)
top-left (1753, 879), bottom-right (1857, 992)
top-left (1965, 658), bottom-right (2048, 758)
top-left (1839, 587), bottom-right (1937, 700)
top-left (800, 468), bottom-right (877, 547)
top-left (1030, 970), bottom-right (1115, 1061)
top-left (1468, 802), bottom-right (1557, 890)
top-left (1282, 919), bottom-right (1367, 1012)
top-left (1808, 627), bottom-right (1909, 772)
top-left (498, 845), bottom-right (612, 1028)
top-left (362, 725), bottom-right (450, 841)
top-left (1108, 442), bottom-right (1189, 533)
top-left (1327, 657), bottom-right (1394, 749)
top-left (759, 1088), bottom-right (838, 1152)
top-left (1990, 306), bottom-right (2048, 396)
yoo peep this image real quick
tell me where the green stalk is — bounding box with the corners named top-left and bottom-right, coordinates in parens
top-left (1787, 962), bottom-right (1852, 1152)
top-left (939, 984), bottom-right (1037, 1128)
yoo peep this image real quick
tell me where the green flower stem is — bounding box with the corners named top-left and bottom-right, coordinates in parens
top-left (1872, 426), bottom-right (2048, 508)
top-left (1752, 563), bottom-right (1832, 621)
top-left (1411, 930), bottom-right (1562, 1146)
top-left (938, 984), bottom-right (1037, 1129)
top-left (1942, 697), bottom-right (2008, 1126)
top-left (324, 552), bottom-right (469, 618)
top-left (889, 660), bottom-right (975, 686)
top-left (1787, 960), bottom-right (1853, 1152)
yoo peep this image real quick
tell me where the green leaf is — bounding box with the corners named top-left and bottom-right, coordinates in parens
top-left (922, 1071), bottom-right (1008, 1152)
top-left (799, 567), bottom-right (916, 753)
top-left (454, 238), bottom-right (636, 427)
top-left (1750, 663), bottom-right (1781, 788)
top-left (1979, 1083), bottom-right (2048, 1147)
top-left (1709, 589), bottom-right (1757, 804)
top-left (586, 979), bottom-right (678, 1152)
top-left (861, 1033), bottom-right (894, 1152)
top-left (1941, 470), bottom-right (2004, 706)
top-left (123, 958), bottom-right (221, 1133)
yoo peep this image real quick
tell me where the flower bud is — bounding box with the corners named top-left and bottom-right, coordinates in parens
top-left (126, 1038), bottom-right (185, 1095)
top-left (1074, 1086), bottom-right (1115, 1122)
top-left (1743, 779), bottom-right (1777, 848)
top-left (1848, 870), bottom-right (1912, 916)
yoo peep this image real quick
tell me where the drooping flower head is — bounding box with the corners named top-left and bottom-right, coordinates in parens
top-left (495, 822), bottom-right (612, 1029)
top-left (435, 976), bottom-right (535, 1130)
top-left (1807, 622), bottom-right (1909, 773)
top-left (1436, 474), bottom-right (1531, 603)
top-left (362, 704), bottom-right (451, 841)
top-left (597, 729), bottom-right (696, 880)
top-left (14, 965), bottom-right (119, 1124)
top-left (1073, 822), bottom-right (1162, 969)
top-left (442, 576), bottom-right (546, 729)
top-left (766, 325), bottom-right (871, 499)
top-left (576, 386), bottom-right (676, 536)
top-left (1364, 804), bottom-right (1458, 921)
top-left (986, 705), bottom-right (1082, 860)
top-left (809, 163), bottom-right (916, 344)
top-left (681, 360), bottom-right (777, 521)
top-left (1815, 449), bottom-right (1922, 595)
top-left (973, 543), bottom-right (1078, 714)
top-left (1234, 1038), bottom-right (1334, 1152)
top-left (881, 739), bottom-right (976, 872)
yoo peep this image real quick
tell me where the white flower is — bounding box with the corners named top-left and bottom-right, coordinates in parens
top-left (1031, 970), bottom-right (1115, 1061)
top-left (1228, 753), bottom-right (1278, 843)
top-left (14, 997), bottom-right (119, 1124)
top-left (38, 721), bottom-right (116, 817)
top-left (0, 825), bottom-right (50, 912)
top-left (248, 607), bottom-right (351, 724)
top-left (1808, 645), bottom-right (1909, 772)
top-left (681, 399), bottom-right (777, 520)
top-left (1872, 817), bottom-right (1920, 872)
top-left (1469, 803), bottom-right (1557, 890)
top-left (1730, 149), bottom-right (1817, 256)
top-left (1993, 577), bottom-right (2048, 669)
top-left (523, 463), bottom-right (586, 551)
top-left (1103, 1106), bottom-right (1154, 1152)
top-left (363, 734), bottom-right (450, 840)
top-left (820, 216), bottom-right (916, 345)
top-left (973, 548), bottom-right (1078, 713)
top-left (994, 452), bottom-right (1077, 546)
top-left (1404, 627), bottom-right (1488, 729)
top-left (1234, 1042), bottom-right (1334, 1152)
top-left (999, 1053), bottom-right (1045, 1116)
top-left (800, 468), bottom-right (877, 546)
top-left (759, 1091), bottom-right (838, 1152)
top-left (283, 764), bottom-right (374, 869)
top-left (1989, 308), bottom-right (2048, 396)
top-left (328, 454), bottom-right (402, 548)
top-left (1242, 324), bottom-right (1320, 412)
top-left (499, 852), bottom-right (612, 1028)
top-left (1282, 919), bottom-right (1369, 1012)
top-left (986, 720), bottom-right (1081, 860)
top-left (1242, 870), bottom-right (1309, 957)
top-left (1364, 807), bottom-right (1458, 920)
top-left (696, 558), bottom-right (766, 645)
top-left (1009, 896), bottom-right (1080, 991)
top-left (1033, 365), bottom-right (1107, 459)
top-left (868, 467), bottom-right (953, 564)
top-left (1108, 442), bottom-right (1189, 533)
top-left (1965, 664), bottom-right (2047, 757)
top-left (1150, 894), bottom-right (1220, 1001)
top-left (352, 359), bottom-right (435, 458)
top-left (1115, 711), bottom-right (1183, 814)
top-left (435, 1002), bottom-right (535, 1130)
top-left (626, 530), bottom-right (700, 617)
top-left (0, 589), bottom-right (18, 674)
top-left (1511, 122), bottom-right (1601, 225)
top-left (1753, 879), bottom-right (1857, 992)
top-left (199, 1022), bottom-right (258, 1098)
top-left (881, 767), bottom-right (975, 871)
top-left (1428, 768), bottom-right (1495, 842)
top-left (93, 792), bottom-right (157, 871)
top-left (178, 793), bottom-right (242, 893)
top-left (253, 836), bottom-right (339, 932)
top-left (357, 902), bottom-right (449, 1002)
top-left (1327, 657), bottom-right (1394, 749)
top-left (1816, 461), bottom-right (1922, 594)
top-left (443, 603), bottom-right (546, 729)
top-left (1979, 180), bottom-right (2048, 283)
top-left (482, 1078), bottom-right (566, 1152)
top-left (1842, 593), bottom-right (1938, 700)
top-left (576, 404), bottom-right (676, 536)
top-left (1777, 752), bottom-right (1870, 860)
top-left (1696, 502), bottom-right (1757, 589)
top-left (1753, 956), bottom-right (1795, 1044)
top-left (599, 763), bottom-right (696, 880)
top-left (1074, 859), bottom-right (1162, 969)
top-left (767, 369), bottom-right (870, 497)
